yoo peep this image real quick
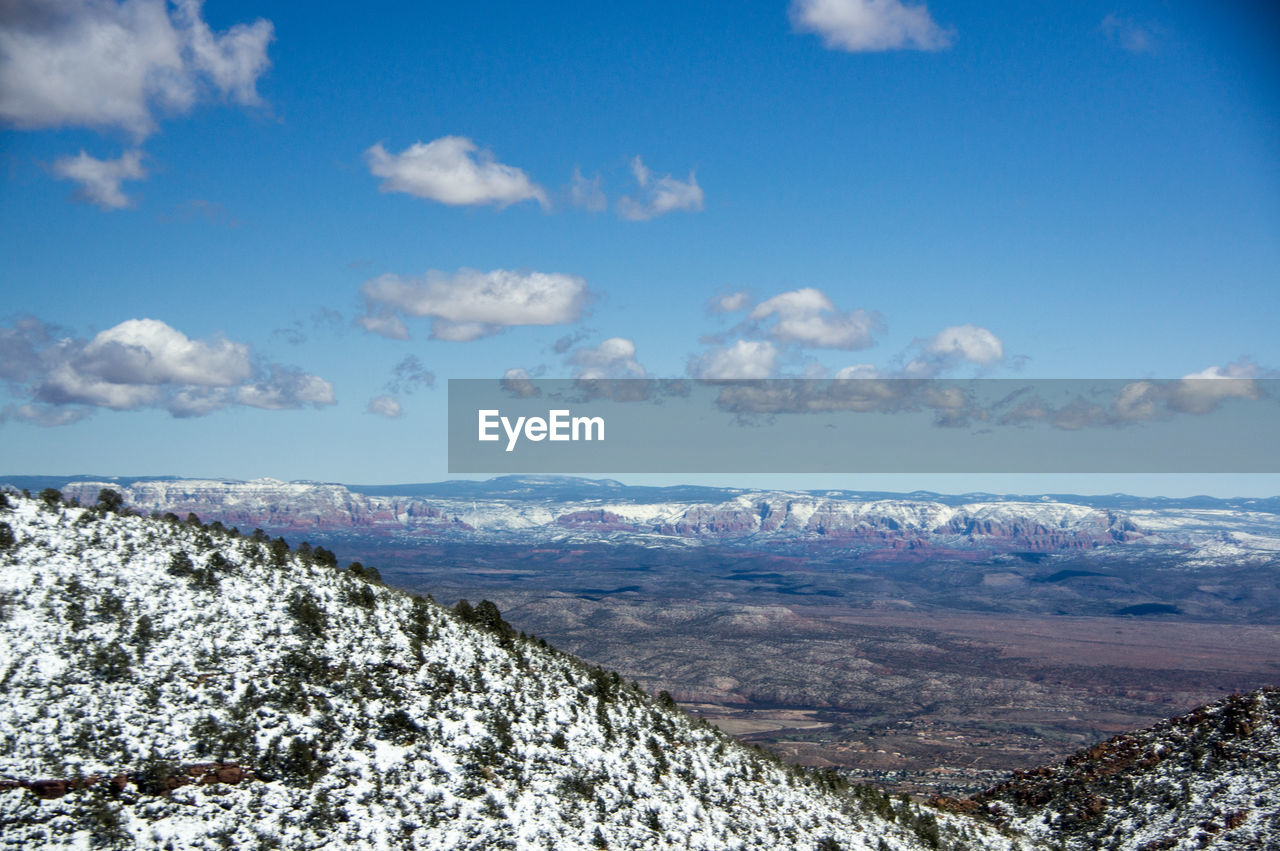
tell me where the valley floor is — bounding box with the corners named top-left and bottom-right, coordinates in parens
top-left (381, 567), bottom-right (1280, 796)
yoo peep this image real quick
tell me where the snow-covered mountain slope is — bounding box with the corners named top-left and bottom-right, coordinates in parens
top-left (969, 687), bottom-right (1280, 850)
top-left (0, 491), bottom-right (1039, 850)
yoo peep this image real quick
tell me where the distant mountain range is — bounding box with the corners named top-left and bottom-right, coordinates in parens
top-left (10, 473), bottom-right (1278, 511)
top-left (7, 475), bottom-right (1274, 564)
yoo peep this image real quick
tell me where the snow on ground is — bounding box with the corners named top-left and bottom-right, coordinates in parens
top-left (0, 491), bottom-right (1041, 850)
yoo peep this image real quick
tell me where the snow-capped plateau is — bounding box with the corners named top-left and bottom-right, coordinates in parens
top-left (45, 477), bottom-right (1280, 563)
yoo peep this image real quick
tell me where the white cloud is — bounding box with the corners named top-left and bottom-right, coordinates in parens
top-left (690, 340), bottom-right (778, 379)
top-left (365, 136), bottom-right (548, 209)
top-left (0, 0), bottom-right (273, 139)
top-left (166, 387), bottom-right (231, 418)
top-left (898, 324), bottom-right (1004, 377)
top-left (748, 288), bottom-right (881, 349)
top-left (429, 321), bottom-right (494, 343)
top-left (175, 0), bottom-right (272, 104)
top-left (709, 290), bottom-right (752, 314)
top-left (925, 324), bottom-right (1004, 365)
top-left (617, 156), bottom-right (704, 221)
top-left (0, 316), bottom-right (57, 382)
top-left (898, 357), bottom-right (934, 378)
top-left (37, 404), bottom-right (92, 425)
top-left (834, 363), bottom-right (882, 379)
top-left (3, 403), bottom-right (92, 427)
top-left (1174, 360), bottom-right (1269, 414)
top-left (359, 268), bottom-right (590, 341)
top-left (235, 366), bottom-right (334, 411)
top-left (569, 337), bottom-right (646, 379)
top-left (2, 317), bottom-right (333, 422)
top-left (790, 0), bottom-right (954, 53)
top-left (569, 167), bottom-right (607, 212)
top-left (38, 352), bottom-right (164, 409)
top-left (630, 157), bottom-right (651, 187)
top-left (51, 149), bottom-right (145, 209)
top-left (79, 318), bottom-right (251, 386)
top-left (366, 394), bottom-right (402, 418)
top-left (1182, 360), bottom-right (1269, 381)
top-left (500, 368), bottom-right (542, 398)
top-left (355, 313), bottom-right (409, 341)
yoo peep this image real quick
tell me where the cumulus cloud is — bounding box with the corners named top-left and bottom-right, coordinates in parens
top-left (366, 394), bottom-right (402, 418)
top-left (1183, 360), bottom-right (1272, 381)
top-left (833, 363), bottom-right (882, 379)
top-left (709, 290), bottom-right (752, 314)
top-left (500, 367), bottom-right (541, 399)
top-left (0, 0), bottom-right (273, 139)
top-left (365, 136), bottom-right (548, 209)
top-left (925, 324), bottom-right (1004, 365)
top-left (0, 317), bottom-right (333, 423)
top-left (748, 288), bottom-right (882, 349)
top-left (355, 313), bottom-right (409, 341)
top-left (568, 167), bottom-right (607, 212)
top-left (429, 321), bottom-right (495, 343)
top-left (2, 403), bottom-right (90, 427)
top-left (617, 156), bottom-right (704, 221)
top-left (1172, 361), bottom-right (1274, 415)
top-left (568, 337), bottom-right (646, 379)
top-left (235, 366), bottom-right (334, 411)
top-left (690, 340), bottom-right (778, 379)
top-left (896, 324), bottom-right (1005, 377)
top-left (790, 0), bottom-right (954, 53)
top-left (0, 316), bottom-right (57, 382)
top-left (358, 268), bottom-right (590, 341)
top-left (50, 149), bottom-right (145, 209)
top-left (74, 318), bottom-right (250, 387)
top-left (175, 0), bottom-right (272, 104)
top-left (37, 354), bottom-right (164, 410)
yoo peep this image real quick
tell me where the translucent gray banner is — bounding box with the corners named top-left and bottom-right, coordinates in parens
top-left (447, 378), bottom-right (1280, 473)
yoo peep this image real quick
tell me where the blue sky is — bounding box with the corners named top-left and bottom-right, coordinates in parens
top-left (2, 0), bottom-right (1278, 495)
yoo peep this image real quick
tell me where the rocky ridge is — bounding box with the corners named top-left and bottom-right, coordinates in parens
top-left (966, 688), bottom-right (1280, 850)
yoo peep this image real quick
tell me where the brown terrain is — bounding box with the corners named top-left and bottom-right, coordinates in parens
top-left (504, 599), bottom-right (1280, 796)
top-left (356, 541), bottom-right (1280, 796)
